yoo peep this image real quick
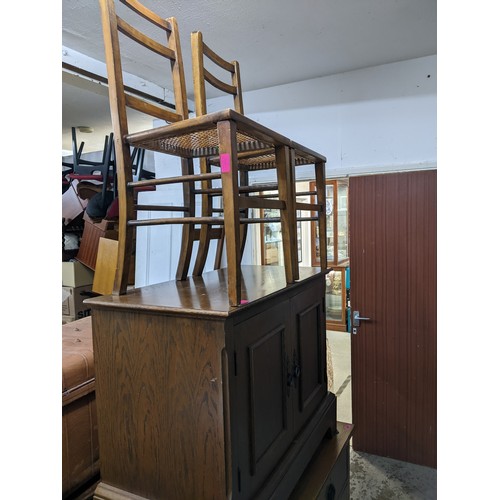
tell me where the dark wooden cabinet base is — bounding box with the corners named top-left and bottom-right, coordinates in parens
top-left (87, 266), bottom-right (336, 499)
top-left (290, 421), bottom-right (354, 500)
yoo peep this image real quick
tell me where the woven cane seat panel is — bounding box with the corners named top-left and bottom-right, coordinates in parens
top-left (127, 128), bottom-right (273, 159)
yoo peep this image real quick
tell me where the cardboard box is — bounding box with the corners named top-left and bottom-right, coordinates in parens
top-left (265, 247), bottom-right (279, 264)
top-left (62, 285), bottom-right (93, 320)
top-left (62, 261), bottom-right (94, 287)
top-left (62, 315), bottom-right (76, 325)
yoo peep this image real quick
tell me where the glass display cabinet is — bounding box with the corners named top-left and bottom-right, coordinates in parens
top-left (310, 179), bottom-right (349, 267)
top-left (310, 179), bottom-right (350, 331)
top-left (325, 263), bottom-right (350, 331)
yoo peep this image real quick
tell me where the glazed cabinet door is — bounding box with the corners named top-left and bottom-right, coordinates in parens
top-left (231, 299), bottom-right (294, 499)
top-left (290, 278), bottom-right (328, 434)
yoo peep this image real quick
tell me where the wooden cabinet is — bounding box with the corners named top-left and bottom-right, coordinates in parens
top-left (88, 266), bottom-right (337, 500)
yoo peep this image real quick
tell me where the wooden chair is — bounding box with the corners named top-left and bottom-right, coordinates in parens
top-left (190, 31), bottom-right (328, 277)
top-left (99, 0), bottom-right (327, 305)
top-left (65, 127), bottom-right (114, 184)
top-left (190, 30), bottom-right (247, 275)
top-left (99, 0), bottom-right (195, 294)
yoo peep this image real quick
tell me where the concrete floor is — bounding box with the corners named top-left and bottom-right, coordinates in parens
top-left (327, 330), bottom-right (437, 500)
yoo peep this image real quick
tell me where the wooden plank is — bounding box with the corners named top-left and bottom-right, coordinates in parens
top-left (92, 237), bottom-right (119, 295)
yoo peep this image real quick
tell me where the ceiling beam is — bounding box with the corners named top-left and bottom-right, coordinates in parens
top-left (62, 45), bottom-right (194, 112)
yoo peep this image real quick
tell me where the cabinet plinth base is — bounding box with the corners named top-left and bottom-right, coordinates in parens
top-left (257, 392), bottom-right (337, 500)
top-left (93, 482), bottom-right (149, 500)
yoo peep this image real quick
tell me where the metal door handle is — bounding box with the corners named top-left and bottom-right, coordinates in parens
top-left (353, 311), bottom-right (371, 327)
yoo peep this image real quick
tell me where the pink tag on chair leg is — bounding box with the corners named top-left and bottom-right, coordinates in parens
top-left (220, 153), bottom-right (231, 173)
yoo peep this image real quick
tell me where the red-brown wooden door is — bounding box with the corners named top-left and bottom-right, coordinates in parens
top-left (349, 170), bottom-right (436, 468)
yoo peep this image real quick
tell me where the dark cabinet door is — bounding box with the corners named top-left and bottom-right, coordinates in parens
top-left (290, 279), bottom-right (327, 434)
top-left (232, 300), bottom-right (294, 499)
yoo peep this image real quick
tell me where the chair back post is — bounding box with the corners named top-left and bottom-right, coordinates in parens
top-left (191, 31), bottom-right (208, 116)
top-left (232, 61), bottom-right (244, 115)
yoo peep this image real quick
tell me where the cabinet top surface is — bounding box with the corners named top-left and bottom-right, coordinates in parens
top-left (86, 265), bottom-right (325, 318)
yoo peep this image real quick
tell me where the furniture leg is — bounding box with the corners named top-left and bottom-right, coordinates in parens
top-left (276, 145), bottom-right (299, 283)
top-left (217, 120), bottom-right (241, 306)
top-left (314, 161), bottom-right (328, 271)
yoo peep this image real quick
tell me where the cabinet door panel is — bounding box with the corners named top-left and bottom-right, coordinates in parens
top-left (291, 281), bottom-right (327, 433)
top-left (232, 301), bottom-right (293, 498)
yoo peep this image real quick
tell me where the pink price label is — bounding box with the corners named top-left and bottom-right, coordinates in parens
top-left (220, 153), bottom-right (231, 173)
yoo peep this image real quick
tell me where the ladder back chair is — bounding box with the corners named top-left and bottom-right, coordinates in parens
top-left (99, 0), bottom-right (196, 295)
top-left (190, 30), bottom-right (248, 275)
top-left (190, 30), bottom-right (329, 277)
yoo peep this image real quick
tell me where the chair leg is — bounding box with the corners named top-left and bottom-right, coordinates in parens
top-left (239, 170), bottom-right (250, 258)
top-left (314, 161), bottom-right (328, 271)
top-left (113, 146), bottom-right (135, 295)
top-left (176, 158), bottom-right (196, 280)
top-left (214, 228), bottom-right (225, 270)
top-left (193, 157), bottom-right (213, 276)
top-left (276, 145), bottom-right (299, 283)
top-left (217, 120), bottom-right (241, 306)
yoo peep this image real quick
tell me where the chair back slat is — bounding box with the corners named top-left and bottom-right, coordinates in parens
top-left (203, 42), bottom-right (235, 72)
top-left (117, 17), bottom-right (176, 60)
top-left (203, 69), bottom-right (238, 95)
top-left (125, 94), bottom-right (185, 122)
top-left (119, 0), bottom-right (170, 31)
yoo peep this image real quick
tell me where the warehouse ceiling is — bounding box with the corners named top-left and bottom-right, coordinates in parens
top-left (62, 0), bottom-right (437, 152)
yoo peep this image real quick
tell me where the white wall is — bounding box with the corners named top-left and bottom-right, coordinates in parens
top-left (135, 55), bottom-right (437, 286)
top-left (208, 54), bottom-right (437, 180)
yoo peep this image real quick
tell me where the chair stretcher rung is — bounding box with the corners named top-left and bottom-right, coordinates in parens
top-left (237, 216), bottom-right (320, 224)
top-left (128, 217), bottom-right (223, 227)
top-left (135, 205), bottom-right (188, 212)
top-left (296, 202), bottom-right (322, 211)
top-left (128, 172), bottom-right (221, 189)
